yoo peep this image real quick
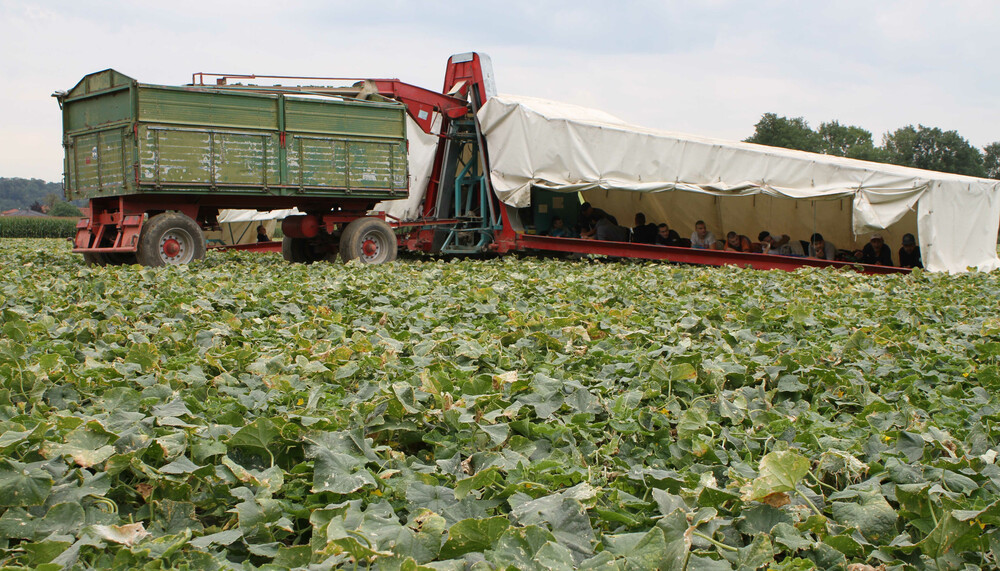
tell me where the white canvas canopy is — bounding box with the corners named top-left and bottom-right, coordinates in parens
top-left (214, 208), bottom-right (298, 245)
top-left (375, 114), bottom-right (442, 221)
top-left (478, 94), bottom-right (1000, 273)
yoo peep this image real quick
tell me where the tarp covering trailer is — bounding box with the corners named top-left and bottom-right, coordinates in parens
top-left (477, 94), bottom-right (1000, 273)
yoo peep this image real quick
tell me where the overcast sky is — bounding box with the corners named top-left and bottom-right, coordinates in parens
top-left (3, 0), bottom-right (999, 183)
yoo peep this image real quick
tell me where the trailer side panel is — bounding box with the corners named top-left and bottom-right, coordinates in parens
top-left (63, 70), bottom-right (408, 202)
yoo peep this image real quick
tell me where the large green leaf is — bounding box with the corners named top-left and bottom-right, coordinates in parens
top-left (831, 489), bottom-right (898, 542)
top-left (485, 525), bottom-right (567, 570)
top-left (4, 239), bottom-right (1000, 568)
top-left (228, 417), bottom-right (280, 451)
top-left (917, 513), bottom-right (979, 559)
top-left (746, 451), bottom-right (811, 501)
top-left (439, 516), bottom-right (511, 559)
top-left (0, 460), bottom-right (52, 507)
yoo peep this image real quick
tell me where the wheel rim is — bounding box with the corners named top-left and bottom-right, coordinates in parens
top-left (158, 229), bottom-right (195, 264)
top-left (359, 230), bottom-right (388, 263)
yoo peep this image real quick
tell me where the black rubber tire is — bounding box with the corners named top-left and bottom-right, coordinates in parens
top-left (282, 236), bottom-right (302, 263)
top-left (339, 217), bottom-right (397, 264)
top-left (82, 251), bottom-right (136, 266)
top-left (136, 212), bottom-right (206, 267)
top-left (105, 252), bottom-right (138, 265)
top-left (82, 252), bottom-right (107, 266)
top-left (282, 236), bottom-right (328, 264)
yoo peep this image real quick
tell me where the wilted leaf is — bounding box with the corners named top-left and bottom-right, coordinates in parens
top-left (746, 451), bottom-right (811, 501)
top-left (91, 522), bottom-right (150, 546)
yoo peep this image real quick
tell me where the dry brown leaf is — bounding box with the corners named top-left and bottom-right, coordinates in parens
top-left (136, 483), bottom-right (154, 500)
top-left (92, 522), bottom-right (150, 546)
top-left (760, 492), bottom-right (791, 508)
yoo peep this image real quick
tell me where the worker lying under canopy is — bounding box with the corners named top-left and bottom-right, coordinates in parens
top-left (476, 94), bottom-right (1000, 273)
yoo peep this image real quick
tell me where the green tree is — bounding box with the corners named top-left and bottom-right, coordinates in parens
top-left (0, 178), bottom-right (64, 211)
top-left (817, 121), bottom-right (881, 161)
top-left (745, 113), bottom-right (822, 153)
top-left (48, 201), bottom-right (82, 217)
top-left (882, 125), bottom-right (986, 177)
top-left (983, 142), bottom-right (1000, 179)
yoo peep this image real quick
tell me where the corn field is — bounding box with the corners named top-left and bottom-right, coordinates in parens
top-left (0, 216), bottom-right (77, 238)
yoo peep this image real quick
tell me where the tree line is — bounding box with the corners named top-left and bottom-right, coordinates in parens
top-left (0, 178), bottom-right (81, 216)
top-left (745, 113), bottom-right (1000, 179)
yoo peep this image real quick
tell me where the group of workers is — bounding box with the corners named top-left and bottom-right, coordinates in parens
top-left (547, 203), bottom-right (923, 268)
top-left (734, 229), bottom-right (922, 268)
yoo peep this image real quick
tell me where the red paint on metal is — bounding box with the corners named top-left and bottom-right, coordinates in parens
top-left (513, 234), bottom-right (910, 275)
top-left (162, 239), bottom-right (180, 257)
top-left (443, 53), bottom-right (488, 99)
top-left (282, 215), bottom-right (320, 238)
top-left (391, 218), bottom-right (461, 229)
top-left (362, 239), bottom-right (377, 257)
top-left (368, 80), bottom-right (467, 134)
top-left (401, 229), bottom-right (437, 252)
top-left (208, 241), bottom-right (283, 253)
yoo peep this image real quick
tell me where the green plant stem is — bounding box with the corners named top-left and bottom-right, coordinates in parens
top-left (796, 488), bottom-right (824, 518)
top-left (808, 471), bottom-right (838, 492)
top-left (692, 530), bottom-right (738, 552)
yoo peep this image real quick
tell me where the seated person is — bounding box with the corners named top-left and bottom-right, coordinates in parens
top-left (548, 216), bottom-right (571, 238)
top-left (589, 211), bottom-right (628, 242)
top-left (898, 233), bottom-right (923, 268)
top-left (860, 233), bottom-right (893, 266)
top-left (724, 231), bottom-right (753, 252)
top-left (758, 231), bottom-right (804, 256)
top-left (256, 224), bottom-right (269, 242)
top-left (631, 213), bottom-right (658, 244)
top-left (655, 223), bottom-right (685, 246)
top-left (808, 233), bottom-right (836, 260)
top-left (690, 220), bottom-right (718, 250)
top-left (579, 202), bottom-right (617, 239)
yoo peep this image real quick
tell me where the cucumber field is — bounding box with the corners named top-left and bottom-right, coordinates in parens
top-left (1, 238), bottom-right (999, 570)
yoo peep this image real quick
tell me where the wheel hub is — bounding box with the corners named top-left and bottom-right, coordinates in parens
top-left (362, 239), bottom-right (379, 258)
top-left (162, 238), bottom-right (181, 258)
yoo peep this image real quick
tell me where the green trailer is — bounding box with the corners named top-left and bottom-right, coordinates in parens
top-left (58, 69), bottom-right (409, 266)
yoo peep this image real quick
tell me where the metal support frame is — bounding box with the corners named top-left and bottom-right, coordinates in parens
top-left (427, 112), bottom-right (506, 255)
top-left (189, 73), bottom-right (467, 136)
top-left (74, 194), bottom-right (379, 254)
top-left (514, 234), bottom-right (910, 275)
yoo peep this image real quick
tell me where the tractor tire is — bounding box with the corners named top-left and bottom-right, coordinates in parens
top-left (282, 236), bottom-right (303, 263)
top-left (105, 252), bottom-right (138, 265)
top-left (82, 252), bottom-right (107, 266)
top-left (339, 217), bottom-right (397, 264)
top-left (82, 251), bottom-right (136, 266)
top-left (136, 212), bottom-right (206, 267)
top-left (282, 236), bottom-right (329, 264)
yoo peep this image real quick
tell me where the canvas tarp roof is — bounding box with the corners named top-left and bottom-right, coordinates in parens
top-left (478, 94), bottom-right (1000, 273)
top-left (217, 209), bottom-right (300, 223)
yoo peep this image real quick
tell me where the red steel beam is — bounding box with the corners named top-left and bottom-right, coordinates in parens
top-left (210, 241), bottom-right (283, 253)
top-left (188, 76), bottom-right (468, 135)
top-left (514, 234), bottom-right (910, 275)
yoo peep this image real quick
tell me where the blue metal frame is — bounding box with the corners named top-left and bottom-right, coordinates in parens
top-left (437, 140), bottom-right (503, 254)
